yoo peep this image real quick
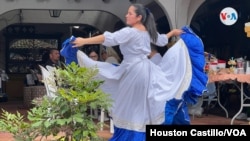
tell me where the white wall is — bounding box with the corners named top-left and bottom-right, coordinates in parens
top-left (0, 0), bottom-right (205, 30)
top-left (0, 0), bottom-right (130, 31)
top-left (0, 0), bottom-right (206, 70)
top-left (157, 0), bottom-right (205, 29)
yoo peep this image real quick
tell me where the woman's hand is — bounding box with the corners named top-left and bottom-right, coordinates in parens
top-left (172, 29), bottom-right (184, 36)
top-left (166, 29), bottom-right (184, 39)
top-left (72, 37), bottom-right (85, 48)
top-left (71, 35), bottom-right (105, 47)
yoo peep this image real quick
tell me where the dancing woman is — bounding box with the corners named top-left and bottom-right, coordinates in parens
top-left (62, 3), bottom-right (208, 141)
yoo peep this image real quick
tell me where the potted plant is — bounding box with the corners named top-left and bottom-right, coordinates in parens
top-left (0, 62), bottom-right (112, 141)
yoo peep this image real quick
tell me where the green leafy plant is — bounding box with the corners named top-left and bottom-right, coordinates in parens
top-left (0, 109), bottom-right (37, 141)
top-left (0, 62), bottom-right (112, 141)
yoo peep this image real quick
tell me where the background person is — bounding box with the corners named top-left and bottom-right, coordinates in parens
top-left (43, 48), bottom-right (63, 68)
top-left (101, 46), bottom-right (121, 66)
top-left (86, 47), bottom-right (100, 61)
top-left (35, 48), bottom-right (63, 83)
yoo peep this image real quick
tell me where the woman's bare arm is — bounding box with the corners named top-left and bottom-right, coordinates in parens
top-left (166, 29), bottom-right (184, 39)
top-left (72, 34), bottom-right (105, 48)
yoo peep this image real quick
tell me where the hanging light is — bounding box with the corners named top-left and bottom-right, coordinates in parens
top-left (73, 26), bottom-right (80, 29)
top-left (49, 10), bottom-right (61, 18)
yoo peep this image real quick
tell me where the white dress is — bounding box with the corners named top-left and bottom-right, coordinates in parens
top-left (77, 27), bottom-right (192, 132)
top-left (60, 25), bottom-right (207, 141)
top-left (105, 56), bottom-right (119, 65)
top-left (150, 52), bottom-right (162, 65)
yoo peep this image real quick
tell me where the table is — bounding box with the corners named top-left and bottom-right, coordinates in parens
top-left (209, 73), bottom-right (250, 124)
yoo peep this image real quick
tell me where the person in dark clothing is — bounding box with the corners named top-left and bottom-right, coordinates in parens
top-left (43, 48), bottom-right (63, 68)
top-left (35, 48), bottom-right (63, 83)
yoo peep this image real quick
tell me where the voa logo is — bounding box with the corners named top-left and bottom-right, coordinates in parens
top-left (220, 7), bottom-right (238, 26)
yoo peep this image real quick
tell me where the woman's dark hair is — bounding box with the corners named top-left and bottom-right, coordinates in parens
top-left (84, 45), bottom-right (100, 60)
top-left (86, 46), bottom-right (99, 55)
top-left (41, 50), bottom-right (50, 64)
top-left (132, 3), bottom-right (158, 43)
top-left (41, 48), bottom-right (59, 64)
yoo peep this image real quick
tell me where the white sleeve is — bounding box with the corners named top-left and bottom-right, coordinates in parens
top-left (155, 33), bottom-right (169, 47)
top-left (102, 27), bottom-right (132, 47)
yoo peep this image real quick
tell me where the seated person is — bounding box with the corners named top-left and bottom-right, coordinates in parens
top-left (85, 45), bottom-right (100, 61)
top-left (101, 46), bottom-right (121, 66)
top-left (43, 48), bottom-right (63, 68)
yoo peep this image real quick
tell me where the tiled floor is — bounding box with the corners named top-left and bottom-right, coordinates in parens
top-left (0, 99), bottom-right (249, 140)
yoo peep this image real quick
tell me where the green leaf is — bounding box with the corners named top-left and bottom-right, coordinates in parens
top-left (56, 119), bottom-right (67, 126)
top-left (31, 121), bottom-right (43, 128)
top-left (0, 62), bottom-right (113, 140)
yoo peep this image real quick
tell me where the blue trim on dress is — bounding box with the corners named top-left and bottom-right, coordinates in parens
top-left (180, 26), bottom-right (208, 104)
top-left (163, 26), bottom-right (208, 125)
top-left (109, 126), bottom-right (146, 141)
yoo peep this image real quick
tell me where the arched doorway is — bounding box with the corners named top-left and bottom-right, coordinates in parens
top-left (191, 0), bottom-right (250, 60)
top-left (0, 1), bottom-right (171, 99)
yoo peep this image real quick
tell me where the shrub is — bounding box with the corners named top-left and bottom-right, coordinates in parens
top-left (0, 62), bottom-right (112, 141)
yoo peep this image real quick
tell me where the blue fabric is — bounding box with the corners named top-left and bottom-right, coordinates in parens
top-left (60, 36), bottom-right (78, 65)
top-left (163, 99), bottom-right (190, 125)
top-left (164, 26), bottom-right (208, 125)
top-left (110, 100), bottom-right (191, 141)
top-left (109, 126), bottom-right (145, 141)
top-left (180, 26), bottom-right (208, 104)
top-left (112, 63), bottom-right (119, 66)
